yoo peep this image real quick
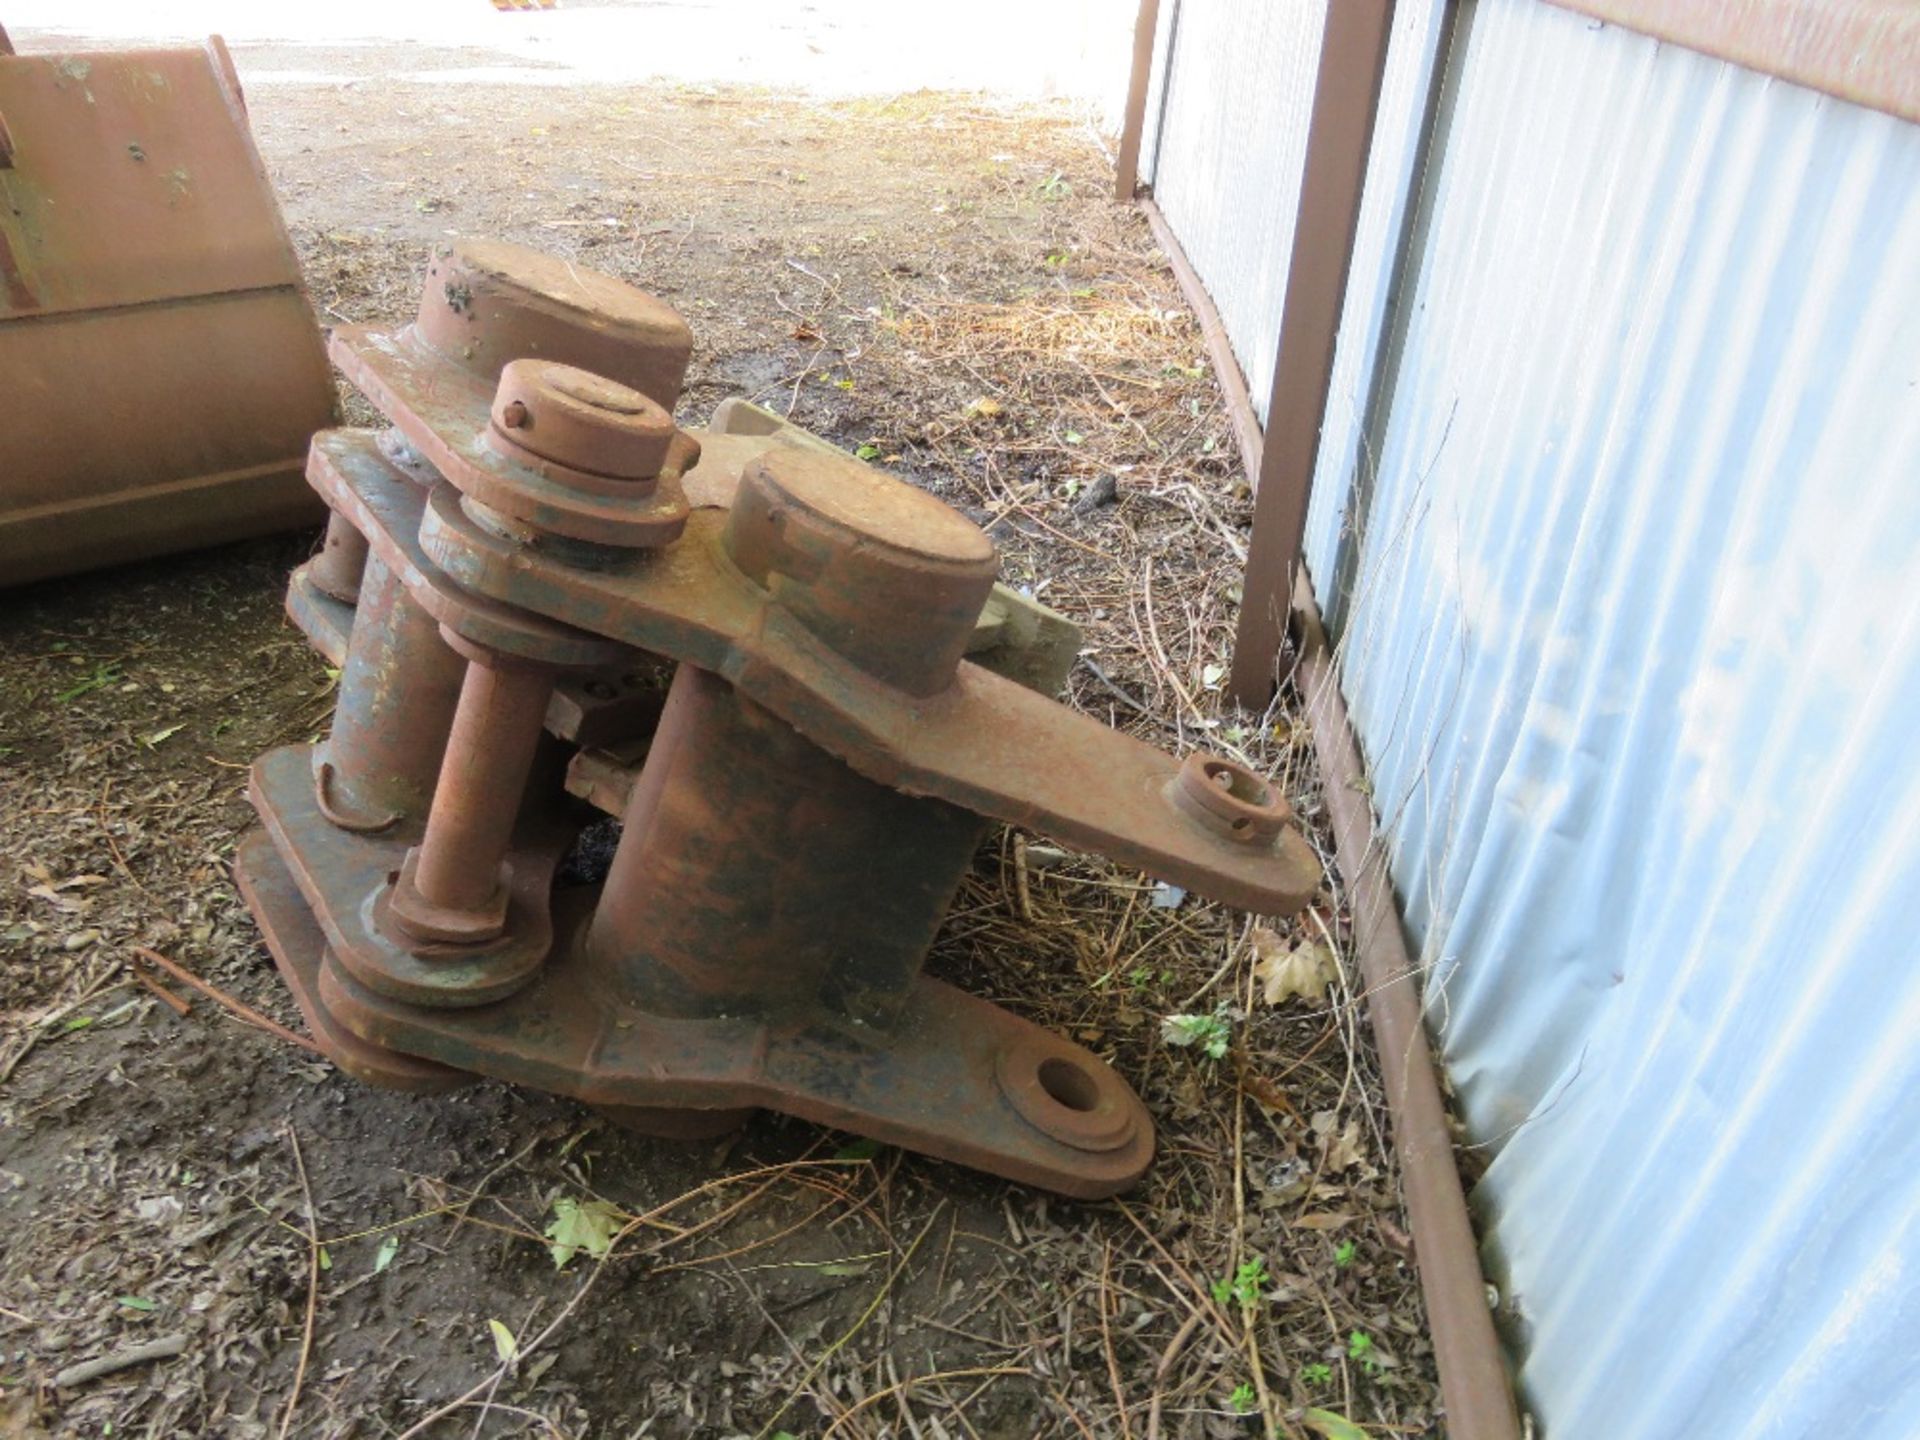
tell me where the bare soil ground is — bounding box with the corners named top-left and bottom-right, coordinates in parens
top-left (0, 49), bottom-right (1444, 1440)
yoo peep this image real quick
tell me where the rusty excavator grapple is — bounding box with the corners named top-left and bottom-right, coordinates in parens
top-left (235, 238), bottom-right (1321, 1199)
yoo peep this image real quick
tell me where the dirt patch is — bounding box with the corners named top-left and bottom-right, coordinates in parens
top-left (0, 57), bottom-right (1443, 1440)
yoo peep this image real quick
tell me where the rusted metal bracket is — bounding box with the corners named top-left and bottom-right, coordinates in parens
top-left (237, 239), bottom-right (1320, 1198)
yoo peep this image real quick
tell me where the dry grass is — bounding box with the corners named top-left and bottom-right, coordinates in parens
top-left (789, 188), bottom-right (1439, 1438)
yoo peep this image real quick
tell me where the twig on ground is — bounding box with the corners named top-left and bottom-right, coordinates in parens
top-left (1078, 656), bottom-right (1155, 717)
top-left (1099, 1241), bottom-right (1133, 1440)
top-left (0, 969), bottom-right (127, 1087)
top-left (130, 964), bottom-right (192, 1017)
top-left (470, 1299), bottom-right (543, 1440)
top-left (1144, 1309), bottom-right (1203, 1440)
top-left (95, 777), bottom-right (155, 900)
top-left (754, 1202), bottom-right (948, 1440)
top-left (53, 1333), bottom-right (190, 1389)
top-left (276, 1124), bottom-right (322, 1440)
top-left (443, 1398), bottom-right (570, 1438)
top-left (132, 947), bottom-right (323, 1056)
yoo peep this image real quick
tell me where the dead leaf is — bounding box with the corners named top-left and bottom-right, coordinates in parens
top-left (1237, 1066), bottom-right (1293, 1116)
top-left (1312, 1111), bottom-right (1369, 1174)
top-left (487, 1318), bottom-right (518, 1364)
top-left (1254, 1155), bottom-right (1311, 1203)
top-left (1293, 1211), bottom-right (1353, 1231)
top-left (1251, 926), bottom-right (1336, 1006)
top-left (1304, 1409), bottom-right (1368, 1440)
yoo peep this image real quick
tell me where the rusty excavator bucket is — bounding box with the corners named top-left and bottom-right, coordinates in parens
top-left (0, 26), bottom-right (335, 587)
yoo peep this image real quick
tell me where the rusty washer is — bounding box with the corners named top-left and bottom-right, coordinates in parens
top-left (236, 239), bottom-right (1322, 1200)
top-left (1169, 752), bottom-right (1291, 845)
top-left (487, 359), bottom-right (677, 485)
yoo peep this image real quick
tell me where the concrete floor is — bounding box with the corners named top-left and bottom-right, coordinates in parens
top-left (6, 0), bottom-right (1134, 116)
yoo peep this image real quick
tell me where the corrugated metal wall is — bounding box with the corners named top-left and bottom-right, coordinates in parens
top-left (1140, 0), bottom-right (1325, 418)
top-left (1322, 2), bottom-right (1920, 1435)
top-left (1301, 0), bottom-right (1450, 605)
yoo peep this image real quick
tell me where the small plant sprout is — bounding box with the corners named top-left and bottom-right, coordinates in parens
top-left (1333, 1238), bottom-right (1357, 1268)
top-left (1162, 1005), bottom-right (1233, 1060)
top-left (56, 662), bottom-right (121, 704)
top-left (1347, 1329), bottom-right (1380, 1375)
top-left (1300, 1361), bottom-right (1334, 1387)
top-left (1227, 1381), bottom-right (1258, 1415)
top-left (1210, 1255), bottom-right (1269, 1309)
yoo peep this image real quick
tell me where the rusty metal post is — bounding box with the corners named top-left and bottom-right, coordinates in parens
top-left (585, 663), bottom-right (988, 1024)
top-left (314, 557), bottom-right (466, 833)
top-left (1227, 0), bottom-right (1396, 707)
top-left (1114, 0), bottom-right (1164, 200)
top-left (307, 511), bottom-right (371, 602)
top-left (387, 641), bottom-right (557, 944)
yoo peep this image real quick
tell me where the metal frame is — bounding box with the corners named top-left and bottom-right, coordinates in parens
top-left (1144, 193), bottom-right (1526, 1433)
top-left (1541, 0), bottom-right (1920, 123)
top-left (1114, 0), bottom-right (1163, 200)
top-left (1125, 2), bottom-right (1528, 1432)
top-left (1154, 0), bottom-right (1919, 702)
top-left (1227, 0), bottom-right (1398, 707)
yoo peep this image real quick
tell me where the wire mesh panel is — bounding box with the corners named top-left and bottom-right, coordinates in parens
top-left (1143, 0), bottom-right (1326, 419)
